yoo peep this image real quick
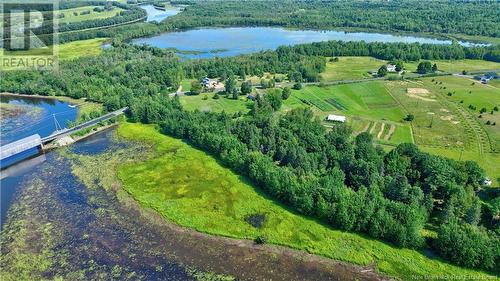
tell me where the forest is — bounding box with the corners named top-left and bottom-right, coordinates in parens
top-left (1, 43), bottom-right (498, 272)
top-left (167, 0), bottom-right (500, 38)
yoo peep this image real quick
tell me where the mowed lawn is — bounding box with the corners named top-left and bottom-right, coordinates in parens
top-left (180, 79), bottom-right (196, 92)
top-left (321, 56), bottom-right (385, 81)
top-left (116, 122), bottom-right (495, 280)
top-left (405, 59), bottom-right (500, 73)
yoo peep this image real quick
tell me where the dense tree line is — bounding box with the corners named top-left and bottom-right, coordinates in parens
top-left (0, 43), bottom-right (498, 272)
top-left (278, 41), bottom-right (500, 63)
top-left (167, 0), bottom-right (500, 38)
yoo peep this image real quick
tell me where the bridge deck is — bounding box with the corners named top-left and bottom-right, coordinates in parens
top-left (0, 134), bottom-right (42, 161)
top-left (1, 107), bottom-right (127, 166)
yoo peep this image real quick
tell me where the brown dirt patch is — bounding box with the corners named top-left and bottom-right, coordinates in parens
top-left (384, 125), bottom-right (396, 141)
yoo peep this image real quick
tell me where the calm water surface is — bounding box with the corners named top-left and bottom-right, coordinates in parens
top-left (132, 27), bottom-right (483, 59)
top-left (0, 95), bottom-right (77, 227)
top-left (139, 4), bottom-right (181, 23)
top-left (0, 95), bottom-right (77, 144)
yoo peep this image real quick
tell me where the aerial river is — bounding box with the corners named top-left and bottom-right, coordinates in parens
top-left (0, 95), bottom-right (383, 280)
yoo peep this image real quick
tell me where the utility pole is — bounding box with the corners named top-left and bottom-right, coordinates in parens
top-left (53, 114), bottom-right (62, 132)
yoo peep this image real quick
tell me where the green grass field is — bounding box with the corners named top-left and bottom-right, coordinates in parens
top-left (115, 122), bottom-right (495, 280)
top-left (287, 82), bottom-right (405, 121)
top-left (321, 56), bottom-right (385, 81)
top-left (424, 76), bottom-right (500, 151)
top-left (385, 76), bottom-right (500, 185)
top-left (180, 79), bottom-right (196, 92)
top-left (284, 82), bottom-right (413, 145)
top-left (385, 80), bottom-right (469, 149)
top-left (404, 60), bottom-right (500, 74)
top-left (319, 57), bottom-right (499, 79)
top-left (58, 38), bottom-right (109, 60)
top-left (57, 6), bottom-right (124, 24)
top-left (179, 94), bottom-right (252, 114)
top-left (1, 38), bottom-right (108, 70)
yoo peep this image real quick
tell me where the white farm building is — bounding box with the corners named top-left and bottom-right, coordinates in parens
top-left (326, 114), bottom-right (346, 122)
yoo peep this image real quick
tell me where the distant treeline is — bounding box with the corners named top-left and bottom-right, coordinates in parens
top-left (278, 41), bottom-right (500, 62)
top-left (0, 45), bottom-right (498, 272)
top-left (167, 0), bottom-right (500, 38)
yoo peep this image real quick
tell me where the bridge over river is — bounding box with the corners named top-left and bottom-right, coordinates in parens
top-left (0, 107), bottom-right (127, 169)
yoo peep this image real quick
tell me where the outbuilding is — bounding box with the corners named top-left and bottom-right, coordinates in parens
top-left (326, 114), bottom-right (346, 122)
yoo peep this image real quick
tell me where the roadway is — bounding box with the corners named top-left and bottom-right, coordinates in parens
top-left (41, 107), bottom-right (128, 143)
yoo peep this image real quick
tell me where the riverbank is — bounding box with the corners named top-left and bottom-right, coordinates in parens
top-left (43, 122), bottom-right (119, 151)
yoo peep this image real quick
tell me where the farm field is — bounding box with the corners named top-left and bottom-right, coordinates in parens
top-left (422, 75), bottom-right (500, 152)
top-left (385, 80), bottom-right (469, 150)
top-left (404, 59), bottom-right (500, 74)
top-left (349, 117), bottom-right (413, 145)
top-left (284, 82), bottom-right (412, 145)
top-left (320, 56), bottom-right (385, 81)
top-left (0, 38), bottom-right (108, 70)
top-left (284, 75), bottom-right (499, 183)
top-left (115, 122), bottom-right (495, 281)
top-left (319, 57), bottom-right (499, 79)
top-left (57, 6), bottom-right (124, 24)
top-left (385, 76), bottom-right (500, 184)
top-left (288, 82), bottom-right (405, 121)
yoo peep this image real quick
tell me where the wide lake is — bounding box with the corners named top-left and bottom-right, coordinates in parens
top-left (131, 27), bottom-right (482, 59)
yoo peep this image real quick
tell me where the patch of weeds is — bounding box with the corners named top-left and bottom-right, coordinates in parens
top-left (244, 213), bottom-right (266, 229)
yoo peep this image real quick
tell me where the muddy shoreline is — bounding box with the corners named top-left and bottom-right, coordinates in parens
top-left (121, 189), bottom-right (390, 281)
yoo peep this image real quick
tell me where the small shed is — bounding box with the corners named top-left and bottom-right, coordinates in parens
top-left (326, 114), bottom-right (346, 122)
